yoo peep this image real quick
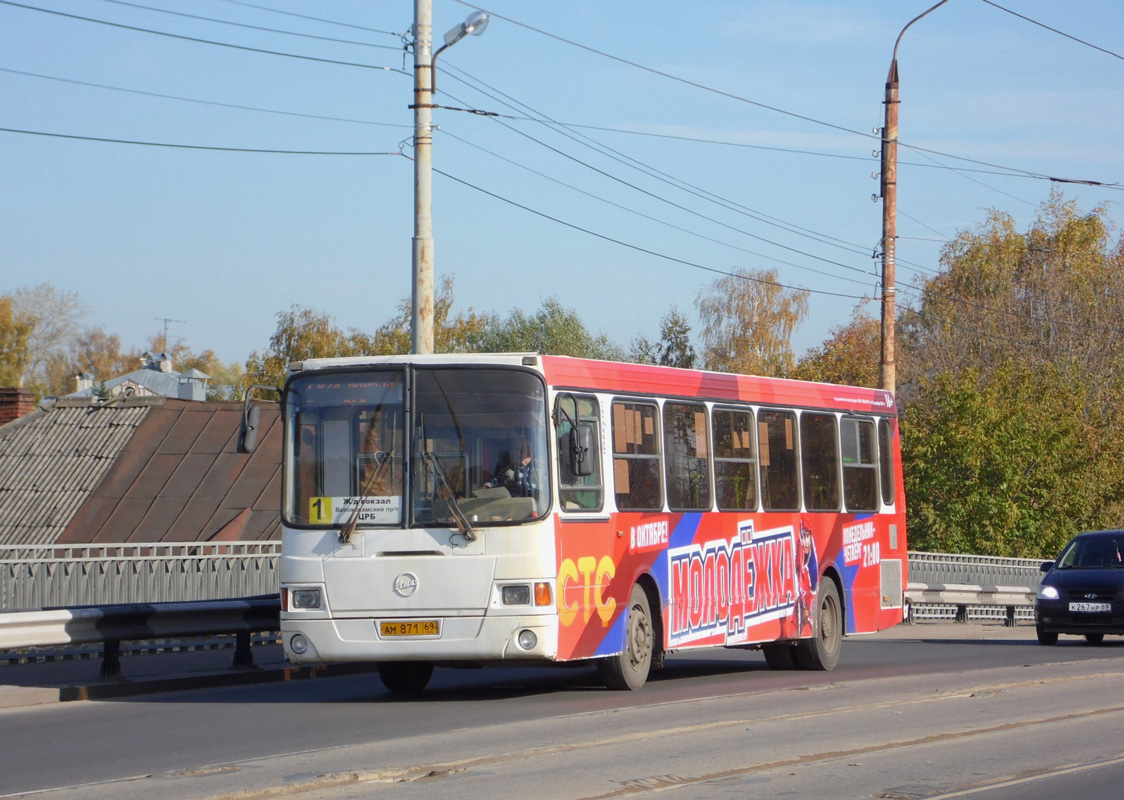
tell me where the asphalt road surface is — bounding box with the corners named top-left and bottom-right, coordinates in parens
top-left (2, 630), bottom-right (1122, 800)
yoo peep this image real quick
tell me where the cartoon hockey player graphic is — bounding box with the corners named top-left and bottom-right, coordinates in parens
top-left (794, 520), bottom-right (819, 637)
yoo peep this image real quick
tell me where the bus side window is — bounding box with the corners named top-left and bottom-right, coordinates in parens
top-left (801, 412), bottom-right (840, 511)
top-left (612, 401), bottom-right (662, 511)
top-left (555, 394), bottom-right (603, 511)
top-left (879, 418), bottom-right (896, 506)
top-left (664, 402), bottom-right (711, 511)
top-left (713, 407), bottom-right (757, 511)
top-left (758, 409), bottom-right (800, 511)
top-left (841, 417), bottom-right (878, 512)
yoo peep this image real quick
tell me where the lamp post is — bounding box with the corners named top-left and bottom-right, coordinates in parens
top-left (411, 3), bottom-right (489, 355)
top-left (879, 0), bottom-right (948, 394)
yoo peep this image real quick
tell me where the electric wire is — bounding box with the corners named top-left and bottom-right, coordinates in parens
top-left (0, 1), bottom-right (408, 72)
top-left (980, 0), bottom-right (1124, 62)
top-left (455, 1), bottom-right (1121, 190)
top-left (0, 126), bottom-right (406, 155)
top-left (0, 66), bottom-right (411, 128)
top-left (94, 0), bottom-right (403, 50)
top-left (426, 161), bottom-right (868, 302)
top-left (214, 0), bottom-right (401, 36)
top-left (439, 66), bottom-right (877, 277)
top-left (439, 127), bottom-right (873, 288)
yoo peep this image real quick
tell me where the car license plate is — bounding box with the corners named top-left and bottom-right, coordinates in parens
top-left (1069, 602), bottom-right (1111, 614)
top-left (380, 620), bottom-right (440, 637)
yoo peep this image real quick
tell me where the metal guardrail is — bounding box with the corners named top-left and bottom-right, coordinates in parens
top-left (0, 543), bottom-right (280, 611)
top-left (0, 548), bottom-right (1047, 679)
top-left (0, 595), bottom-right (280, 677)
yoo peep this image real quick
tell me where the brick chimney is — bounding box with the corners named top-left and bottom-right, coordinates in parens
top-left (0, 388), bottom-right (36, 426)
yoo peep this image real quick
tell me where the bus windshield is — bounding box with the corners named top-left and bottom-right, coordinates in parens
top-left (283, 366), bottom-right (550, 528)
top-left (413, 368), bottom-right (550, 526)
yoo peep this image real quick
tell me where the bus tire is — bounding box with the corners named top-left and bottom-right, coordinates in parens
top-left (762, 643), bottom-right (797, 670)
top-left (378, 661), bottom-right (434, 694)
top-left (794, 580), bottom-right (842, 671)
top-left (599, 584), bottom-right (654, 690)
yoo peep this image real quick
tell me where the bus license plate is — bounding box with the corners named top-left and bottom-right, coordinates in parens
top-left (1069, 602), bottom-right (1111, 614)
top-left (380, 620), bottom-right (440, 637)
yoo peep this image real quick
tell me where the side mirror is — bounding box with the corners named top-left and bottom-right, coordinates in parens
top-left (1039, 561), bottom-right (1054, 573)
top-left (240, 384), bottom-right (280, 454)
top-left (569, 424), bottom-right (595, 477)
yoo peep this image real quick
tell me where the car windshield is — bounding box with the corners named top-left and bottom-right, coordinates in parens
top-left (1056, 535), bottom-right (1124, 569)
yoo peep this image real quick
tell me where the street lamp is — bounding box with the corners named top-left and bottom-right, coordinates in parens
top-left (879, 0), bottom-right (948, 394)
top-left (411, 4), bottom-right (490, 355)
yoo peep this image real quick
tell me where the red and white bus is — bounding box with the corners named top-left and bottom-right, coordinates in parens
top-left (279, 354), bottom-right (906, 691)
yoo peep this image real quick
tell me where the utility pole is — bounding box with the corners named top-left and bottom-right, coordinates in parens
top-left (879, 0), bottom-right (948, 395)
top-left (879, 62), bottom-right (898, 395)
top-left (411, 0), bottom-right (435, 355)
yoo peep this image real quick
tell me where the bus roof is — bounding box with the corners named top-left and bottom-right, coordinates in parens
top-left (540, 355), bottom-right (895, 416)
top-left (286, 353), bottom-right (895, 416)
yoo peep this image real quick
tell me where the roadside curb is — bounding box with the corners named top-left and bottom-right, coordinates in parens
top-left (0, 662), bottom-right (381, 710)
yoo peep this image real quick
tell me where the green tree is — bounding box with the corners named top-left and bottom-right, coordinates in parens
top-left (631, 307), bottom-right (696, 369)
top-left (695, 268), bottom-right (808, 376)
top-left (478, 298), bottom-right (625, 360)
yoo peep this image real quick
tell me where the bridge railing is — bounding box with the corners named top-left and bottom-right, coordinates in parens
top-left (0, 543), bottom-right (280, 611)
top-left (904, 551), bottom-right (1044, 625)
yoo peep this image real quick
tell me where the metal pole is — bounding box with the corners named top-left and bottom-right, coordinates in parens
top-left (412, 0), bottom-right (435, 355)
top-left (879, 62), bottom-right (898, 395)
top-left (879, 0), bottom-right (949, 395)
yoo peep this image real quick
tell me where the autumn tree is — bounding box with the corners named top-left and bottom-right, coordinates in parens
top-left (246, 305), bottom-right (363, 387)
top-left (792, 304), bottom-right (879, 387)
top-left (42, 326), bottom-right (137, 396)
top-left (695, 268), bottom-right (808, 377)
top-left (10, 283), bottom-right (84, 391)
top-left (898, 191), bottom-right (1124, 556)
top-left (0, 295), bottom-right (33, 387)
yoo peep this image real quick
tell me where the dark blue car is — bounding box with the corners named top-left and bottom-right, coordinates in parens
top-left (1035, 530), bottom-right (1124, 645)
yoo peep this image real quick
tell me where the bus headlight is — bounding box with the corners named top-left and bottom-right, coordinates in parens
top-left (290, 634), bottom-right (310, 655)
top-left (291, 588), bottom-right (322, 609)
top-left (502, 585), bottom-right (531, 605)
top-left (517, 630), bottom-right (538, 650)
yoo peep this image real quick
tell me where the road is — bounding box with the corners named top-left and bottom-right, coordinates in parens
top-left (1, 632), bottom-right (1122, 800)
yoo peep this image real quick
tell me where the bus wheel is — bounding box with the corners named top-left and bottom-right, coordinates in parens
top-left (794, 580), bottom-right (842, 671)
top-left (599, 584), bottom-right (653, 690)
top-left (378, 661), bottom-right (434, 694)
top-left (762, 643), bottom-right (797, 670)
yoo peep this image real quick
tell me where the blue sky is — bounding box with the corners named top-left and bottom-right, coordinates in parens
top-left (2, 1), bottom-right (1122, 367)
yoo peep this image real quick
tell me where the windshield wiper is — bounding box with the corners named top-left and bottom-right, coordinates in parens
top-left (422, 450), bottom-right (477, 541)
top-left (339, 450), bottom-right (393, 545)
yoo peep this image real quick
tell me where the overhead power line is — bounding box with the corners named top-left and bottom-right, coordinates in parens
top-left (429, 162), bottom-right (868, 302)
top-left (0, 1), bottom-right (408, 71)
top-left (0, 67), bottom-right (411, 128)
top-left (215, 0), bottom-right (402, 37)
top-left (980, 0), bottom-right (1124, 61)
top-left (95, 0), bottom-right (402, 50)
top-left (454, 1), bottom-right (1121, 190)
top-left (0, 127), bottom-right (407, 155)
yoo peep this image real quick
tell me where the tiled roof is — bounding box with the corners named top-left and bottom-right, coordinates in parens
top-left (0, 397), bottom-right (282, 546)
top-left (58, 400), bottom-right (281, 544)
top-left (0, 398), bottom-right (156, 546)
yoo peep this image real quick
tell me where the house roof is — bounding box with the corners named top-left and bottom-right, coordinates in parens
top-left (0, 397), bottom-right (157, 546)
top-left (0, 397), bottom-right (282, 546)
